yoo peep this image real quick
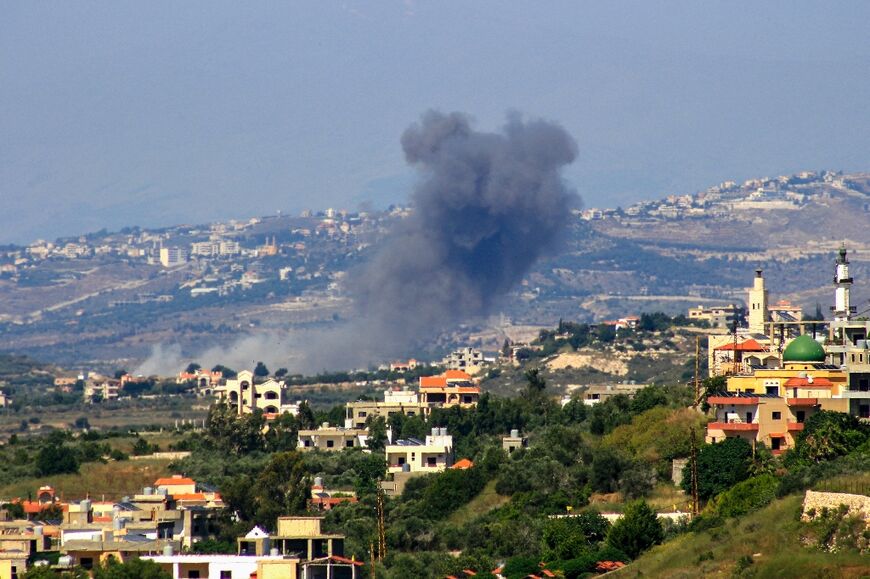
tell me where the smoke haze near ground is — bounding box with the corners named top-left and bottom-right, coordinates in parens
top-left (136, 111), bottom-right (580, 375)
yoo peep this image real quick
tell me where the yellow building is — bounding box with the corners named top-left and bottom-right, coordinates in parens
top-left (707, 335), bottom-right (851, 453)
top-left (724, 335), bottom-right (848, 397)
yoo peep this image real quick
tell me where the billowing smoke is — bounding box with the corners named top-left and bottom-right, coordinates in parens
top-left (349, 111), bottom-right (579, 353)
top-left (135, 111), bottom-right (579, 376)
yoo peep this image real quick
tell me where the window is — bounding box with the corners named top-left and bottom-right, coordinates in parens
top-left (745, 412), bottom-right (752, 423)
top-left (771, 438), bottom-right (781, 451)
top-left (358, 411), bottom-right (367, 418)
top-left (189, 572), bottom-right (200, 579)
top-left (346, 440), bottom-right (354, 448)
top-left (796, 410), bottom-right (806, 423)
top-left (427, 456), bottom-right (437, 467)
top-left (772, 411), bottom-right (781, 420)
top-left (326, 440), bottom-right (334, 448)
top-left (220, 572), bottom-right (232, 579)
top-left (81, 558), bottom-right (94, 570)
top-left (397, 457), bottom-right (406, 466)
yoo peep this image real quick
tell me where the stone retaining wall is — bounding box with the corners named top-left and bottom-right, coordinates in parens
top-left (801, 490), bottom-right (870, 522)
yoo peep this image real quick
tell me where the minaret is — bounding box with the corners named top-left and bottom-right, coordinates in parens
top-left (748, 268), bottom-right (769, 334)
top-left (832, 244), bottom-right (855, 322)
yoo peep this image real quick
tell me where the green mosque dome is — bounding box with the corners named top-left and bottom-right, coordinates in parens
top-left (782, 335), bottom-right (826, 363)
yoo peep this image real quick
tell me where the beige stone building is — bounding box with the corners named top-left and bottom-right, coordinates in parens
top-left (297, 424), bottom-right (368, 451)
top-left (214, 370), bottom-right (303, 417)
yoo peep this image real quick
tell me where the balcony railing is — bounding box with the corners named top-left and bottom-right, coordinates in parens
top-left (787, 422), bottom-right (805, 431)
top-left (708, 421), bottom-right (759, 431)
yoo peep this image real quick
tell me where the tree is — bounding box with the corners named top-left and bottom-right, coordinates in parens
top-left (254, 361), bottom-right (270, 377)
top-left (251, 451), bottom-right (309, 529)
top-left (366, 416), bottom-right (387, 452)
top-left (132, 437), bottom-right (155, 456)
top-left (74, 416), bottom-right (91, 429)
top-left (274, 367), bottom-right (288, 378)
top-left (36, 443), bottom-right (80, 476)
top-left (2, 502), bottom-right (25, 519)
top-left (681, 437), bottom-right (752, 500)
top-left (524, 368), bottom-right (546, 394)
top-left (212, 365), bottom-right (237, 379)
top-left (606, 500), bottom-right (663, 559)
top-left (23, 567), bottom-right (87, 579)
top-left (793, 410), bottom-right (869, 463)
top-left (295, 401), bottom-right (317, 430)
top-left (185, 362), bottom-right (201, 374)
top-left (93, 556), bottom-right (172, 579)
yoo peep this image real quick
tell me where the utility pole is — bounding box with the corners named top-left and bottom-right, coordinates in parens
top-left (376, 487), bottom-right (386, 561)
top-left (694, 335), bottom-right (701, 409)
top-left (369, 542), bottom-right (376, 579)
top-left (689, 427), bottom-right (700, 517)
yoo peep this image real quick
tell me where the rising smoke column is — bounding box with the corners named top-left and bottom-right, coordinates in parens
top-left (350, 111), bottom-right (579, 351)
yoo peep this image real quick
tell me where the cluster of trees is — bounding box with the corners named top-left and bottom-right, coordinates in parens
top-left (22, 556), bottom-right (171, 578)
top-left (0, 430), bottom-right (131, 482)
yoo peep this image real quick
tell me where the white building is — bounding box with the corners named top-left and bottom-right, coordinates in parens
top-left (385, 428), bottom-right (454, 474)
top-left (159, 247), bottom-right (189, 267)
top-left (142, 553), bottom-right (296, 579)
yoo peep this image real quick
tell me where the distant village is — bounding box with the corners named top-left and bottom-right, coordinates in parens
top-left (579, 170), bottom-right (870, 223)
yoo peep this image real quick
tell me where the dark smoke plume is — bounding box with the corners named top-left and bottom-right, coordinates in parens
top-left (350, 111), bottom-right (579, 353)
top-left (147, 111), bottom-right (580, 375)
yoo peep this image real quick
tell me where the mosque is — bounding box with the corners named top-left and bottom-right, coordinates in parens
top-left (705, 246), bottom-right (870, 452)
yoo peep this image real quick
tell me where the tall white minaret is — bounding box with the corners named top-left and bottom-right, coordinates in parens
top-left (832, 244), bottom-right (855, 322)
top-left (748, 268), bottom-right (769, 334)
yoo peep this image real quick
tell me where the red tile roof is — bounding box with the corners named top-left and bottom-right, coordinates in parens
top-left (154, 477), bottom-right (196, 486)
top-left (784, 377), bottom-right (833, 388)
top-left (715, 339), bottom-right (767, 352)
top-left (451, 458), bottom-right (475, 470)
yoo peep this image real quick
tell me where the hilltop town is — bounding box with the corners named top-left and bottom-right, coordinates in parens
top-left (1, 171), bottom-right (868, 372)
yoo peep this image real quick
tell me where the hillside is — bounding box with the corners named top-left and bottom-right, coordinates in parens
top-left (0, 170), bottom-right (868, 371)
top-left (612, 493), bottom-right (869, 578)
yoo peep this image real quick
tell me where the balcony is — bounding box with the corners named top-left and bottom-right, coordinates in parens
top-left (708, 396), bottom-right (759, 406)
top-left (787, 398), bottom-right (818, 406)
top-left (787, 422), bottom-right (805, 431)
top-left (841, 390), bottom-right (870, 399)
top-left (708, 421), bottom-right (759, 432)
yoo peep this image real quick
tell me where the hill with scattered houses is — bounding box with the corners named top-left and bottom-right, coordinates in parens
top-left (0, 170), bottom-right (868, 370)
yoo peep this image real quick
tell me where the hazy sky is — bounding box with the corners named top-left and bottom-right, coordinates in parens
top-left (2, 1), bottom-right (869, 244)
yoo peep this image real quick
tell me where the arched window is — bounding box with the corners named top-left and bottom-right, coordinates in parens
top-left (264, 406), bottom-right (278, 414)
top-left (265, 391), bottom-right (279, 400)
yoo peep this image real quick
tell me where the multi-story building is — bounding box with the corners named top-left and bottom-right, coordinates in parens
top-left (159, 247), bottom-right (189, 267)
top-left (385, 428), bottom-right (454, 474)
top-left (709, 337), bottom-right (779, 377)
top-left (297, 424), bottom-right (368, 451)
top-left (344, 388), bottom-right (431, 429)
top-left (706, 335), bottom-right (854, 454)
top-left (83, 375), bottom-right (121, 403)
top-left (687, 304), bottom-right (742, 329)
top-left (214, 371), bottom-right (303, 417)
top-left (418, 370), bottom-right (481, 408)
top-left (443, 348), bottom-right (486, 374)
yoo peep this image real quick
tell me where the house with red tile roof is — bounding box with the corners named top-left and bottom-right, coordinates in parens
top-left (419, 370), bottom-right (481, 408)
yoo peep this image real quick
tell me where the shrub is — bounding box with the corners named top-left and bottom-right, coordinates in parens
top-left (711, 474), bottom-right (779, 518)
top-left (606, 500), bottom-right (663, 558)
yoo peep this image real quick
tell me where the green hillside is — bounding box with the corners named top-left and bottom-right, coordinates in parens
top-left (612, 493), bottom-right (869, 578)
